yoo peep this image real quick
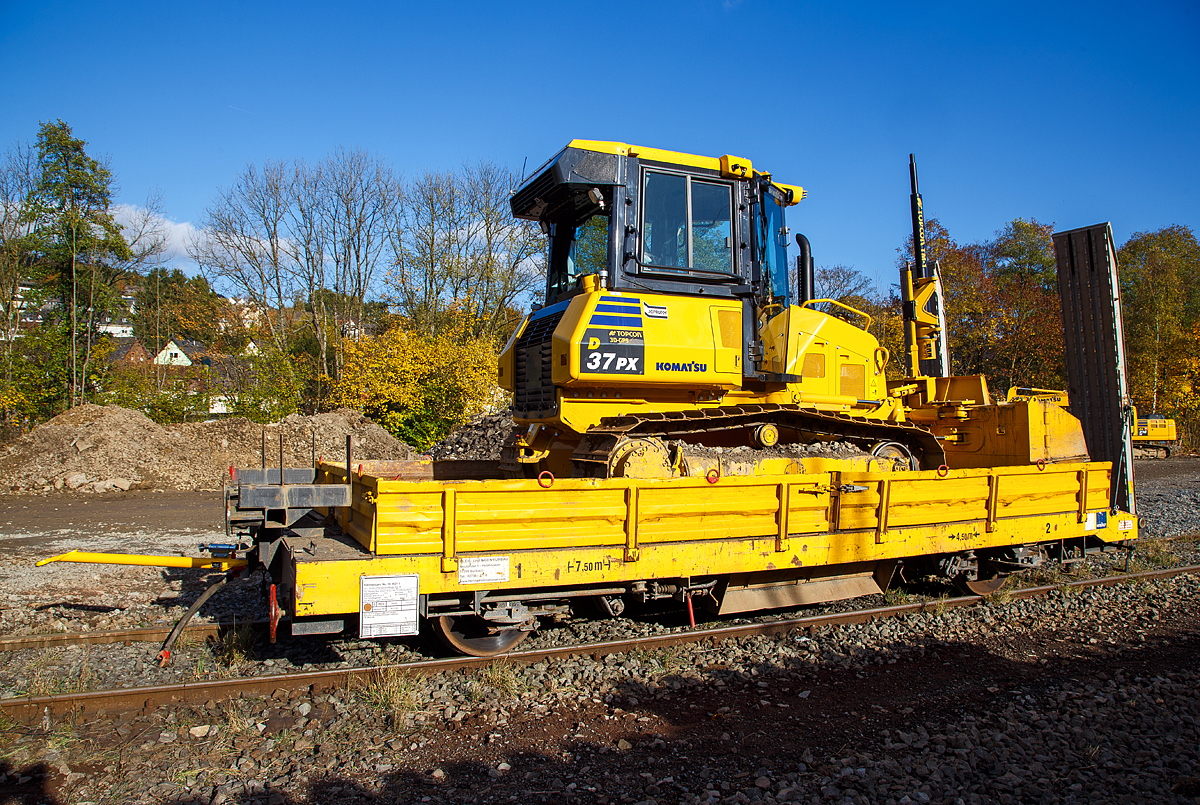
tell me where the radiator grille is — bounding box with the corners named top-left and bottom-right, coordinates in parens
top-left (514, 308), bottom-right (567, 418)
top-left (803, 353), bottom-right (825, 378)
top-left (840, 363), bottom-right (866, 399)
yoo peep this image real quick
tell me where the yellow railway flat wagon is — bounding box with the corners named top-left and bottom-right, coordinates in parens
top-left (278, 459), bottom-right (1136, 655)
top-left (34, 152), bottom-right (1145, 661)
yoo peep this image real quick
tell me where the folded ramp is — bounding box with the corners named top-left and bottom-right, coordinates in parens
top-left (1053, 222), bottom-right (1135, 514)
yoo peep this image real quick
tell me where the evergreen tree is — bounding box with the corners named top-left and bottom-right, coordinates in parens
top-left (23, 120), bottom-right (131, 406)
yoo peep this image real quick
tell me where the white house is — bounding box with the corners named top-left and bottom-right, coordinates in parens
top-left (97, 289), bottom-right (136, 338)
top-left (152, 338), bottom-right (209, 367)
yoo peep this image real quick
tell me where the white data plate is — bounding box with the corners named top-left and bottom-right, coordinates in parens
top-left (359, 574), bottom-right (420, 638)
top-left (457, 555), bottom-right (510, 585)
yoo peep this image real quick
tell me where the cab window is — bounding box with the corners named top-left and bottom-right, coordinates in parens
top-left (641, 170), bottom-right (733, 274)
top-left (547, 212), bottom-right (610, 300)
top-left (760, 187), bottom-right (791, 306)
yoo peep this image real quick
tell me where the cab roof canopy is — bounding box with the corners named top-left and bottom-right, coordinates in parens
top-left (511, 140), bottom-right (803, 222)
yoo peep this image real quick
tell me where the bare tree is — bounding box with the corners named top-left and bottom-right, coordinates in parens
top-left (0, 139), bottom-right (38, 421)
top-left (813, 264), bottom-right (877, 305)
top-left (388, 168), bottom-right (468, 334)
top-left (115, 191), bottom-right (172, 273)
top-left (192, 150), bottom-right (399, 399)
top-left (189, 161), bottom-right (297, 353)
top-left (321, 147), bottom-right (398, 369)
top-left (386, 162), bottom-right (544, 339)
top-left (285, 159), bottom-right (330, 380)
top-left (460, 161), bottom-right (545, 337)
top-left (189, 153), bottom-right (545, 420)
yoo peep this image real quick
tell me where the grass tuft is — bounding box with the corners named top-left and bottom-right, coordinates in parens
top-left (631, 645), bottom-right (690, 677)
top-left (355, 664), bottom-right (420, 717)
top-left (1130, 538), bottom-right (1176, 571)
top-left (467, 659), bottom-right (525, 702)
top-left (1025, 563), bottom-right (1068, 587)
top-left (211, 619), bottom-right (257, 671)
top-left (219, 701), bottom-right (258, 736)
top-left (985, 582), bottom-right (1014, 605)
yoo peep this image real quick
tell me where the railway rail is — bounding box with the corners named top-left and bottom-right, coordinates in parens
top-left (3, 563), bottom-right (1196, 725)
top-left (0, 620), bottom-right (241, 652)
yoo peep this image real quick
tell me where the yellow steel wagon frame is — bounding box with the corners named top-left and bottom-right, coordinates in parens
top-left (277, 459), bottom-right (1134, 651)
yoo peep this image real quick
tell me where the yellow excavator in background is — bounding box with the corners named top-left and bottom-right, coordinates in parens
top-left (499, 141), bottom-right (1089, 478)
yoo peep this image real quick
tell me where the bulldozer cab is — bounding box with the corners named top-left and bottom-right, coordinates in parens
top-left (513, 141), bottom-right (801, 313)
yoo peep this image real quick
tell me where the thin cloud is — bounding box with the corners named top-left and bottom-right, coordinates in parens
top-left (112, 203), bottom-right (200, 269)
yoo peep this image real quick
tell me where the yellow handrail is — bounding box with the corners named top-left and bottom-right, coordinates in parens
top-left (799, 298), bottom-right (873, 331)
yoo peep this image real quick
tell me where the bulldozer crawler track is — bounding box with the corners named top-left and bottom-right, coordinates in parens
top-left (572, 404), bottom-right (945, 472)
top-left (499, 427), bottom-right (537, 479)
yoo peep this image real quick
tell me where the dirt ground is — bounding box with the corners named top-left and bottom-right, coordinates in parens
top-left (1128, 454), bottom-right (1200, 482)
top-left (0, 491), bottom-right (230, 635)
top-left (1, 490), bottom-right (223, 539)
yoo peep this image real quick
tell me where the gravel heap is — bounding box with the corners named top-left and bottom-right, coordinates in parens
top-left (0, 405), bottom-right (416, 494)
top-left (421, 407), bottom-right (879, 466)
top-left (426, 407), bottom-right (515, 461)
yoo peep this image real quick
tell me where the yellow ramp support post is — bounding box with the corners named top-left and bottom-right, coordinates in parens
top-left (776, 481), bottom-right (791, 552)
top-left (441, 488), bottom-right (458, 572)
top-left (624, 485), bottom-right (640, 562)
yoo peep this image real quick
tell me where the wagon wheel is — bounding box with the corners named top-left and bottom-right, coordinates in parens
top-left (430, 615), bottom-right (531, 657)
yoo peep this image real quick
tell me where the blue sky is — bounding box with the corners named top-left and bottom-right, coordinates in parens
top-left (3, 1), bottom-right (1197, 295)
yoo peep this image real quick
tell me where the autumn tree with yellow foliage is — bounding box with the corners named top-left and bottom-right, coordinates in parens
top-left (1119, 225), bottom-right (1200, 445)
top-left (327, 316), bottom-right (503, 450)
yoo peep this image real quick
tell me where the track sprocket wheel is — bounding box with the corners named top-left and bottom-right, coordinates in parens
top-left (607, 437), bottom-right (677, 479)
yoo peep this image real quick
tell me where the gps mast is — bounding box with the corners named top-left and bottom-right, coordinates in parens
top-left (902, 155), bottom-right (950, 377)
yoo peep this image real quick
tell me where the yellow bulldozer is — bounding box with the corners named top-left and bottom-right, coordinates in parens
top-left (500, 140), bottom-right (1089, 480)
